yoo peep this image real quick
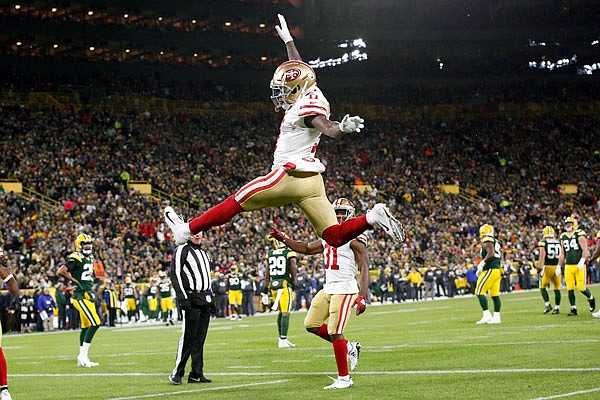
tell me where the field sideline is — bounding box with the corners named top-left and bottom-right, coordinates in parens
top-left (5, 285), bottom-right (600, 400)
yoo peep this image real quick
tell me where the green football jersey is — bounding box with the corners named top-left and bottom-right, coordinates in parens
top-left (228, 274), bottom-right (241, 290)
top-left (480, 237), bottom-right (501, 269)
top-left (67, 252), bottom-right (94, 300)
top-left (266, 248), bottom-right (297, 290)
top-left (560, 230), bottom-right (586, 264)
top-left (538, 239), bottom-right (561, 266)
top-left (159, 281), bottom-right (171, 298)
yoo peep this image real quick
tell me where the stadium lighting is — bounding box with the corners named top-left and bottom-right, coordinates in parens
top-left (14, 4), bottom-right (21, 10)
top-left (89, 46), bottom-right (95, 51)
top-left (192, 19), bottom-right (197, 24)
top-left (88, 10), bottom-right (94, 16)
top-left (51, 7), bottom-right (57, 12)
top-left (259, 23), bottom-right (266, 28)
top-left (16, 41), bottom-right (22, 46)
top-left (311, 38), bottom-right (368, 69)
top-left (224, 21), bottom-right (232, 27)
top-left (260, 56), bottom-right (267, 61)
top-left (123, 13), bottom-right (129, 19)
top-left (53, 44), bottom-right (59, 49)
top-left (125, 49), bottom-right (130, 53)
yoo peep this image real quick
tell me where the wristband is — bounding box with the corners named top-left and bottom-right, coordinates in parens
top-left (3, 274), bottom-right (14, 283)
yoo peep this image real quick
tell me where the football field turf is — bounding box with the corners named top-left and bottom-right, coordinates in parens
top-left (5, 285), bottom-right (600, 400)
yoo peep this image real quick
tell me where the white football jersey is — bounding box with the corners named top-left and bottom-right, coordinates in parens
top-left (321, 233), bottom-right (368, 294)
top-left (272, 84), bottom-right (331, 173)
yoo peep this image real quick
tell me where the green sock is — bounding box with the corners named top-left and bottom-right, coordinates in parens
top-left (80, 328), bottom-right (88, 346)
top-left (582, 289), bottom-right (592, 298)
top-left (277, 314), bottom-right (282, 336)
top-left (492, 296), bottom-right (501, 312)
top-left (280, 314), bottom-right (290, 338)
top-left (568, 290), bottom-right (576, 306)
top-left (554, 290), bottom-right (561, 305)
top-left (540, 288), bottom-right (549, 302)
top-left (85, 325), bottom-right (99, 342)
top-left (477, 295), bottom-right (488, 310)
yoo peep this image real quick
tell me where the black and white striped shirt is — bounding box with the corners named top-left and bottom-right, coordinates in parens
top-left (170, 242), bottom-right (212, 300)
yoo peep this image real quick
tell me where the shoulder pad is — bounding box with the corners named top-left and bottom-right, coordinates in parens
top-left (286, 250), bottom-right (297, 259)
top-left (69, 252), bottom-right (82, 262)
top-left (537, 240), bottom-right (545, 247)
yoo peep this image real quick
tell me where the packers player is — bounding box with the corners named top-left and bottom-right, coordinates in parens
top-left (158, 271), bottom-right (174, 325)
top-left (270, 198), bottom-right (366, 390)
top-left (120, 275), bottom-right (139, 323)
top-left (475, 224), bottom-right (503, 324)
top-left (57, 234), bottom-right (102, 367)
top-left (146, 275), bottom-right (160, 322)
top-left (0, 245), bottom-right (20, 400)
top-left (227, 266), bottom-right (243, 320)
top-left (558, 217), bottom-right (595, 316)
top-left (263, 236), bottom-right (298, 348)
top-left (537, 226), bottom-right (562, 314)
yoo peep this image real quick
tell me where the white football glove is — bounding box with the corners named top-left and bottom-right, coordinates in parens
top-left (476, 260), bottom-right (485, 276)
top-left (577, 258), bottom-right (586, 270)
top-left (275, 14), bottom-right (293, 44)
top-left (339, 114), bottom-right (365, 133)
top-left (555, 265), bottom-right (561, 276)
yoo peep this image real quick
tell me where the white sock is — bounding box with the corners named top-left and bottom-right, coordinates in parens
top-left (545, 302), bottom-right (550, 306)
top-left (78, 345), bottom-right (85, 358)
top-left (483, 310), bottom-right (492, 319)
top-left (338, 375), bottom-right (350, 381)
top-left (82, 342), bottom-right (91, 359)
top-left (493, 312), bottom-right (501, 319)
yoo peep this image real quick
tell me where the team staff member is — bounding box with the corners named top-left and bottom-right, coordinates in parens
top-left (169, 231), bottom-right (215, 385)
top-left (537, 226), bottom-right (562, 314)
top-left (0, 246), bottom-right (20, 400)
top-left (558, 217), bottom-right (595, 316)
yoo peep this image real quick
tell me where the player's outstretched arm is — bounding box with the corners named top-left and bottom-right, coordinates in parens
top-left (269, 227), bottom-right (323, 255)
top-left (306, 114), bottom-right (365, 139)
top-left (276, 14), bottom-right (302, 61)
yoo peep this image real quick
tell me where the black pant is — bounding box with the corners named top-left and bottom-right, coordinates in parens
top-left (172, 307), bottom-right (210, 379)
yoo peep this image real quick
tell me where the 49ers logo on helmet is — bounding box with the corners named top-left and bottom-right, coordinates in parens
top-left (284, 68), bottom-right (301, 81)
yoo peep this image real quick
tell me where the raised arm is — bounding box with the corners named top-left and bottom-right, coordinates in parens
top-left (276, 14), bottom-right (302, 61)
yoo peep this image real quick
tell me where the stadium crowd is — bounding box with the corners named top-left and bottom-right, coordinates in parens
top-left (1, 81), bottom-right (600, 330)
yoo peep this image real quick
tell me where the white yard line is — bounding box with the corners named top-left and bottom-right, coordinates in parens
top-left (106, 379), bottom-right (291, 400)
top-left (529, 387), bottom-right (600, 400)
top-left (12, 367), bottom-right (600, 378)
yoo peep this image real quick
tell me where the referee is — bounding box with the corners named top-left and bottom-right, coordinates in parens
top-left (168, 231), bottom-right (215, 385)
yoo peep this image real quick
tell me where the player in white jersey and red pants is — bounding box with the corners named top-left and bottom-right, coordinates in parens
top-left (163, 14), bottom-right (405, 250)
top-left (270, 198), bottom-right (368, 390)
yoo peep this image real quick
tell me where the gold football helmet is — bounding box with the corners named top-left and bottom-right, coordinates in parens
top-left (267, 236), bottom-right (286, 249)
top-left (270, 60), bottom-right (316, 111)
top-left (564, 217), bottom-right (578, 231)
top-left (75, 233), bottom-right (93, 256)
top-left (333, 198), bottom-right (355, 222)
top-left (542, 226), bottom-right (556, 238)
top-left (479, 224), bottom-right (494, 238)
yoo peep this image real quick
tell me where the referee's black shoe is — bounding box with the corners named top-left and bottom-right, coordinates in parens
top-left (168, 375), bottom-right (182, 385)
top-left (188, 373), bottom-right (212, 383)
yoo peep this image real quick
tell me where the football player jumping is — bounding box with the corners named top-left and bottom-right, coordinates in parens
top-left (270, 198), bottom-right (367, 390)
top-left (163, 14), bottom-right (405, 252)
